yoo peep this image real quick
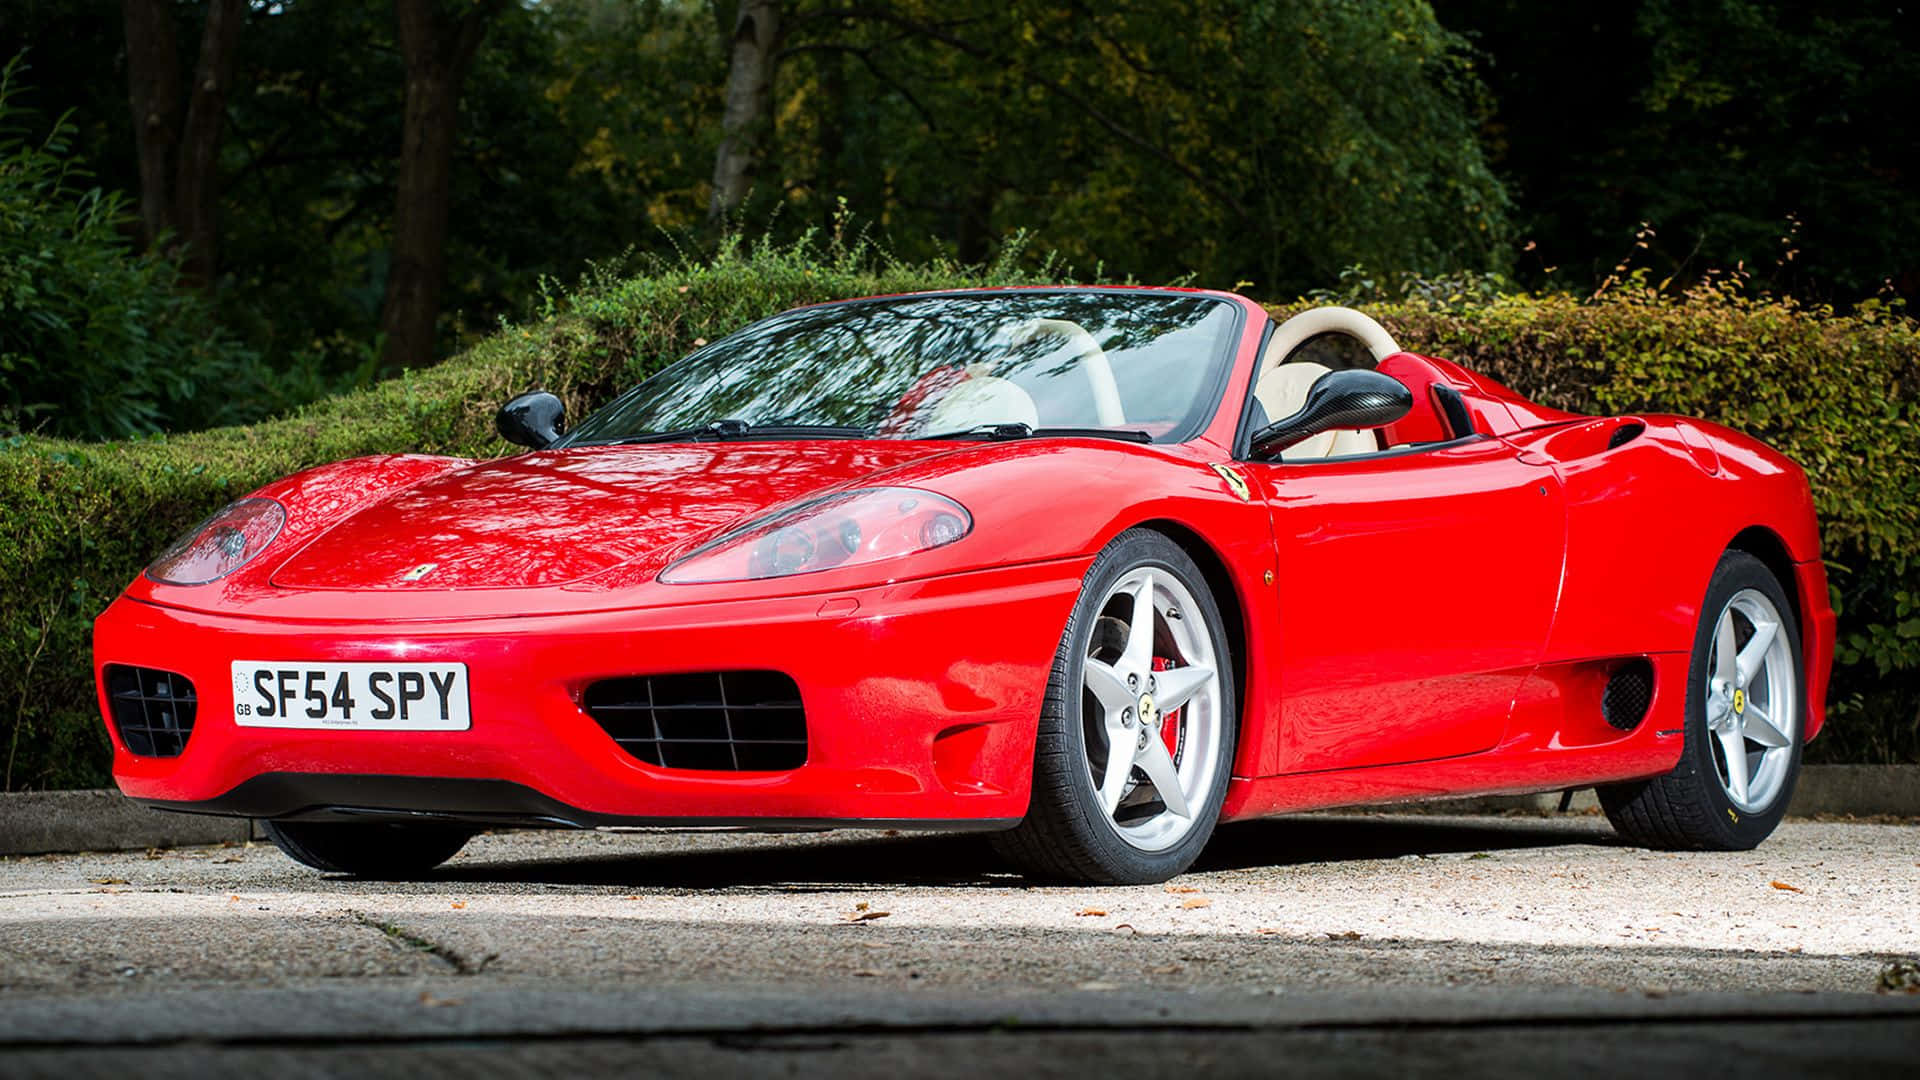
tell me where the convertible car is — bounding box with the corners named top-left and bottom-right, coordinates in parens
top-left (94, 287), bottom-right (1833, 884)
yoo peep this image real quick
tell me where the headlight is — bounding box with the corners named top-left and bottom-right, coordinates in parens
top-left (145, 498), bottom-right (287, 586)
top-left (659, 487), bottom-right (971, 584)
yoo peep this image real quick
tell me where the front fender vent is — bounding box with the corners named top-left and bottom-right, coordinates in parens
top-left (1602, 658), bottom-right (1655, 731)
top-left (582, 671), bottom-right (807, 771)
top-left (105, 665), bottom-right (198, 757)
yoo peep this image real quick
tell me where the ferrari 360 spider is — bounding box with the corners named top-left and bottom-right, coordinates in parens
top-left (95, 288), bottom-right (1833, 883)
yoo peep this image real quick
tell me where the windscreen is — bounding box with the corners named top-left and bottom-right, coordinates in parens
top-left (561, 291), bottom-right (1239, 445)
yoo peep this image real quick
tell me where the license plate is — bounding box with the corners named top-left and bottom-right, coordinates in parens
top-left (230, 661), bottom-right (471, 731)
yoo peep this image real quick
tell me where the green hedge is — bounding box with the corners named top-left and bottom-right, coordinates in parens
top-left (3, 250), bottom-right (1915, 788)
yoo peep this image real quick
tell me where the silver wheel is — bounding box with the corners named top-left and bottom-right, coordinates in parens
top-left (1080, 566), bottom-right (1225, 853)
top-left (1703, 588), bottom-right (1799, 813)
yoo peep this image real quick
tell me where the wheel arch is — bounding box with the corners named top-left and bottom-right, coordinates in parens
top-left (1131, 519), bottom-right (1252, 764)
top-left (1727, 525), bottom-right (1800, 629)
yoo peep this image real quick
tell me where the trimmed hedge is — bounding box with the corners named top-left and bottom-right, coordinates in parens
top-left (3, 250), bottom-right (1915, 788)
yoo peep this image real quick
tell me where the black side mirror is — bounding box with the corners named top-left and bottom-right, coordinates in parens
top-left (497, 391), bottom-right (566, 449)
top-left (1250, 369), bottom-right (1411, 459)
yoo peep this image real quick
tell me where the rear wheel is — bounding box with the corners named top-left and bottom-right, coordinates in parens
top-left (262, 820), bottom-right (473, 878)
top-left (992, 529), bottom-right (1236, 884)
top-left (1600, 550), bottom-right (1804, 850)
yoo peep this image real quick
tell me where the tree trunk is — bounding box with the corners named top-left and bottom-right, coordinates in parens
top-left (379, 0), bottom-right (504, 369)
top-left (171, 0), bottom-right (244, 287)
top-left (709, 0), bottom-right (781, 222)
top-left (123, 0), bottom-right (181, 250)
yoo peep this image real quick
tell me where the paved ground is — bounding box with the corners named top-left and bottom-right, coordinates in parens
top-left (2, 812), bottom-right (1916, 1075)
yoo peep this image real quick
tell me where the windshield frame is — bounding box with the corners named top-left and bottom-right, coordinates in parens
top-left (554, 287), bottom-right (1247, 449)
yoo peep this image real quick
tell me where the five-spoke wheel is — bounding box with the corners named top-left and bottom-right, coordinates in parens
top-left (992, 529), bottom-right (1236, 883)
top-left (1601, 550), bottom-right (1804, 850)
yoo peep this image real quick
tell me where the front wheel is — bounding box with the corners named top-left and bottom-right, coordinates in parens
top-left (262, 820), bottom-right (473, 878)
top-left (1599, 550), bottom-right (1804, 850)
top-left (992, 529), bottom-right (1237, 884)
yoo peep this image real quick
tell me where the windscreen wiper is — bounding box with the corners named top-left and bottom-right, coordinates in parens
top-left (926, 423), bottom-right (1154, 444)
top-left (585, 420), bottom-right (872, 446)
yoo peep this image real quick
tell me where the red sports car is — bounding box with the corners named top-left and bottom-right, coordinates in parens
top-left (94, 288), bottom-right (1833, 884)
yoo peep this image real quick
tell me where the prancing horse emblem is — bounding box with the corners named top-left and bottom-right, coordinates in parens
top-left (401, 562), bottom-right (439, 582)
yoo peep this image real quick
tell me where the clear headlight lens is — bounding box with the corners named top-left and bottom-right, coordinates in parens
top-left (659, 486), bottom-right (972, 584)
top-left (145, 498), bottom-right (287, 586)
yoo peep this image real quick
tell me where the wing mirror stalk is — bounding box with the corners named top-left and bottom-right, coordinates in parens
top-left (497, 391), bottom-right (566, 449)
top-left (1249, 369), bottom-right (1412, 459)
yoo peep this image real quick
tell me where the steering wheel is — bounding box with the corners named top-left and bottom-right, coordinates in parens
top-left (1259, 306), bottom-right (1402, 378)
top-left (1003, 318), bottom-right (1127, 426)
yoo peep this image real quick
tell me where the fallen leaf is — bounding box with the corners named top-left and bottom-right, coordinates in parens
top-left (1112, 923), bottom-right (1138, 935)
top-left (846, 909), bottom-right (891, 923)
top-left (1326, 931), bottom-right (1362, 941)
top-left (418, 992), bottom-right (463, 1008)
top-left (1771, 880), bottom-right (1803, 893)
top-left (854, 901), bottom-right (870, 912)
top-left (1164, 885), bottom-right (1201, 894)
top-left (450, 901), bottom-right (466, 909)
top-left (1149, 964), bottom-right (1181, 974)
top-left (1179, 897), bottom-right (1212, 910)
top-left (1075, 907), bottom-right (1108, 917)
top-left (1255, 926), bottom-right (1284, 935)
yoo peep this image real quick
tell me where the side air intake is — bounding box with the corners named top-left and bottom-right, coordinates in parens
top-left (1601, 658), bottom-right (1655, 731)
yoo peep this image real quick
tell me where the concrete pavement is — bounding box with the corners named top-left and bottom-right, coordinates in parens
top-left (2, 813), bottom-right (1916, 1074)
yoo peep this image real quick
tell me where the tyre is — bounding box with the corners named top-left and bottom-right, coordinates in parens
top-left (1600, 550), bottom-right (1804, 850)
top-left (992, 529), bottom-right (1237, 884)
top-left (262, 820), bottom-right (473, 878)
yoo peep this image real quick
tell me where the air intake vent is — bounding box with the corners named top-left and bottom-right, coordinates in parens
top-left (105, 665), bottom-right (198, 757)
top-left (1607, 421), bottom-right (1645, 449)
top-left (1602, 659), bottom-right (1655, 731)
top-left (582, 671), bottom-right (807, 771)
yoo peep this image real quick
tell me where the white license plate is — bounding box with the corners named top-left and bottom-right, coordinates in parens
top-left (230, 661), bottom-right (471, 731)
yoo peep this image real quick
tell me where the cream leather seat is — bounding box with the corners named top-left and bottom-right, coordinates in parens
top-left (1253, 361), bottom-right (1378, 459)
top-left (920, 374), bottom-right (1040, 433)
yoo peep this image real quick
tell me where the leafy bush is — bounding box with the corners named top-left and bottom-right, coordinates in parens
top-left (0, 61), bottom-right (279, 441)
top-left (2, 240), bottom-right (1914, 789)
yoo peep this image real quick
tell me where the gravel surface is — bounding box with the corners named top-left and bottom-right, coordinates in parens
top-left (3, 812), bottom-right (1916, 999)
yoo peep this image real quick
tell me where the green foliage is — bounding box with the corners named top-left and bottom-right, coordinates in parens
top-left (0, 234), bottom-right (1054, 790)
top-left (1433, 0), bottom-right (1920, 302)
top-left (0, 61), bottom-right (273, 440)
top-left (768, 0), bottom-right (1512, 293)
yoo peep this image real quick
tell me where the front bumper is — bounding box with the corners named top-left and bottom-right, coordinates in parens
top-left (95, 560), bottom-right (1086, 826)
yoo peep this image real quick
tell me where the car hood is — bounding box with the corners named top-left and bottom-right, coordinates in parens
top-left (268, 442), bottom-right (958, 591)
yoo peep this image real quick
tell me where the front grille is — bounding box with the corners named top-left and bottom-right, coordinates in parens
top-left (105, 665), bottom-right (198, 757)
top-left (582, 671), bottom-right (807, 771)
top-left (1602, 659), bottom-right (1655, 731)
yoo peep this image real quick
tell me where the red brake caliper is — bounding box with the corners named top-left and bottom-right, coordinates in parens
top-left (1152, 656), bottom-right (1182, 760)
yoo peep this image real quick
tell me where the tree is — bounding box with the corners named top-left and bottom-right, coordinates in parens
top-left (379, 0), bottom-right (507, 368)
top-left (709, 0), bottom-right (782, 221)
top-left (1433, 0), bottom-right (1920, 301)
top-left (122, 0), bottom-right (244, 286)
top-left (762, 0), bottom-right (1510, 292)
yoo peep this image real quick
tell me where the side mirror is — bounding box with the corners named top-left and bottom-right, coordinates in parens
top-left (497, 391), bottom-right (566, 449)
top-left (1250, 369), bottom-right (1411, 459)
